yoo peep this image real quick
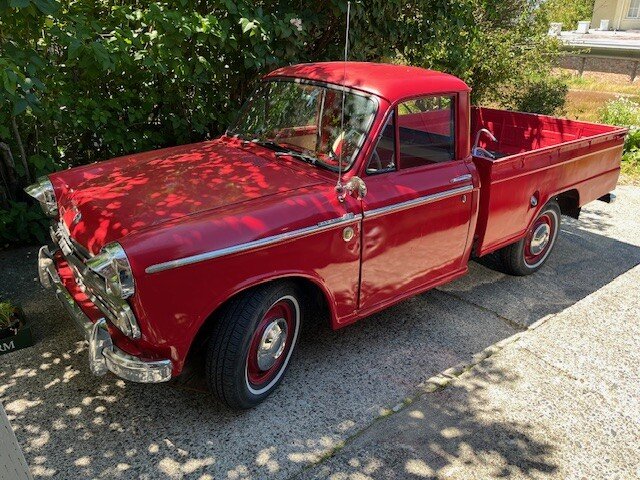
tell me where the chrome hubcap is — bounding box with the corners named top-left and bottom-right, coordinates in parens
top-left (530, 224), bottom-right (551, 255)
top-left (256, 318), bottom-right (288, 371)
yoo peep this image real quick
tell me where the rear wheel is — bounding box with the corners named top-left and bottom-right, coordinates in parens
top-left (206, 282), bottom-right (302, 409)
top-left (499, 200), bottom-right (561, 276)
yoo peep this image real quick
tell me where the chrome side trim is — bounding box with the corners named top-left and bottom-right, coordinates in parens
top-left (145, 213), bottom-right (363, 274)
top-left (365, 185), bottom-right (473, 219)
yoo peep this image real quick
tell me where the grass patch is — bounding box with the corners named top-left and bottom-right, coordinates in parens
top-left (556, 71), bottom-right (640, 123)
top-left (564, 88), bottom-right (640, 123)
top-left (563, 75), bottom-right (640, 96)
top-left (554, 73), bottom-right (640, 183)
top-left (564, 90), bottom-right (624, 122)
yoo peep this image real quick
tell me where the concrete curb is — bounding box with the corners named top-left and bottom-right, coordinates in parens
top-left (294, 311), bottom-right (558, 478)
top-left (382, 313), bottom-right (557, 415)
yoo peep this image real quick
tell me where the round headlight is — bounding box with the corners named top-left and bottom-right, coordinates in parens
top-left (86, 242), bottom-right (135, 299)
top-left (24, 176), bottom-right (58, 217)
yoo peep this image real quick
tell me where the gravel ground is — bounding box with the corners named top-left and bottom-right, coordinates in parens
top-left (1, 186), bottom-right (639, 479)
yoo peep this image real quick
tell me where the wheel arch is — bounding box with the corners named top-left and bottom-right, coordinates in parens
top-left (183, 273), bottom-right (334, 369)
top-left (527, 188), bottom-right (579, 234)
top-left (554, 188), bottom-right (581, 219)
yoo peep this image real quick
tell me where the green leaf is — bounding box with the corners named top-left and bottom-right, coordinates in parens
top-left (9, 0), bottom-right (29, 8)
top-left (68, 40), bottom-right (82, 60)
top-left (224, 0), bottom-right (237, 14)
top-left (12, 99), bottom-right (28, 116)
top-left (239, 18), bottom-right (256, 33)
top-left (31, 77), bottom-right (45, 91)
top-left (3, 71), bottom-right (17, 94)
top-left (32, 0), bottom-right (57, 14)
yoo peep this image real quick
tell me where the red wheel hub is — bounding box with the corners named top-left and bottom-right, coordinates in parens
top-left (246, 299), bottom-right (296, 390)
top-left (524, 212), bottom-right (555, 266)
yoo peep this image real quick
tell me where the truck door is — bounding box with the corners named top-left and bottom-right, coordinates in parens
top-left (359, 95), bottom-right (474, 311)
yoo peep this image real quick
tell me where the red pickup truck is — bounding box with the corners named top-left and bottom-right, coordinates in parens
top-left (26, 62), bottom-right (625, 408)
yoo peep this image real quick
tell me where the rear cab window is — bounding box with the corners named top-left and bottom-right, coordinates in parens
top-left (398, 95), bottom-right (455, 169)
top-left (366, 94), bottom-right (457, 175)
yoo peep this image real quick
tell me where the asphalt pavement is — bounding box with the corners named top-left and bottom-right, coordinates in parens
top-left (1, 186), bottom-right (639, 479)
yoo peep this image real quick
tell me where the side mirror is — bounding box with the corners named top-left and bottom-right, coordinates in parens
top-left (336, 176), bottom-right (367, 202)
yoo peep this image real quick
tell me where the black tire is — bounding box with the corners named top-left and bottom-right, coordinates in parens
top-left (206, 281), bottom-right (302, 409)
top-left (499, 199), bottom-right (561, 276)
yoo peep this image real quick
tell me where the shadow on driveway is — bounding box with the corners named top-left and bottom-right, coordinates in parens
top-left (0, 208), bottom-right (638, 478)
top-left (441, 214), bottom-right (640, 327)
top-left (298, 357), bottom-right (559, 480)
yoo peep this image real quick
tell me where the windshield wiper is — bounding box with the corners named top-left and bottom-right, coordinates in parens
top-left (274, 150), bottom-right (319, 165)
top-left (248, 138), bottom-right (328, 169)
top-left (250, 138), bottom-right (285, 151)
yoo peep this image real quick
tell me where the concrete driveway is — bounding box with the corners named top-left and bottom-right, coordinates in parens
top-left (1, 186), bottom-right (639, 479)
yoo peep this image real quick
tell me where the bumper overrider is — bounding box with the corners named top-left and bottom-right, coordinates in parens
top-left (38, 245), bottom-right (173, 383)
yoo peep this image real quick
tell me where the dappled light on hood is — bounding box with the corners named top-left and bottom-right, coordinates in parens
top-left (50, 137), bottom-right (324, 254)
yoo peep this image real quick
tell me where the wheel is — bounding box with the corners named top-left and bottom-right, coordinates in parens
top-left (499, 199), bottom-right (561, 276)
top-left (206, 282), bottom-right (302, 409)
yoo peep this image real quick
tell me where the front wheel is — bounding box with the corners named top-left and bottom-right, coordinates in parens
top-left (499, 199), bottom-right (561, 276)
top-left (206, 282), bottom-right (302, 409)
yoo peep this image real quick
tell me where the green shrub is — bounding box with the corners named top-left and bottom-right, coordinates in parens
top-left (499, 77), bottom-right (568, 116)
top-left (0, 201), bottom-right (49, 245)
top-left (600, 97), bottom-right (640, 127)
top-left (538, 0), bottom-right (594, 27)
top-left (1, 0), bottom-right (560, 245)
top-left (600, 97), bottom-right (640, 177)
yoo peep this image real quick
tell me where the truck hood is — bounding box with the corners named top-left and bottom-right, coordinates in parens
top-left (51, 139), bottom-right (325, 254)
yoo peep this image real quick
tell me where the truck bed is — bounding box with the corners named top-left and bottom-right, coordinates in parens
top-left (471, 107), bottom-right (627, 257)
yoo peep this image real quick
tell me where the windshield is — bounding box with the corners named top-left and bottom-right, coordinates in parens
top-left (227, 80), bottom-right (377, 171)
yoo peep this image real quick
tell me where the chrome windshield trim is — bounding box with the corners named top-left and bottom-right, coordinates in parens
top-left (145, 213), bottom-right (363, 274)
top-left (365, 185), bottom-right (473, 219)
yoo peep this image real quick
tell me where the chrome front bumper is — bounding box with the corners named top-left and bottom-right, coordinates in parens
top-left (38, 246), bottom-right (173, 383)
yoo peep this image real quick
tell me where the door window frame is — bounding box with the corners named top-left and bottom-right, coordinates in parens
top-left (363, 92), bottom-right (460, 177)
top-left (396, 93), bottom-right (457, 170)
top-left (365, 110), bottom-right (397, 175)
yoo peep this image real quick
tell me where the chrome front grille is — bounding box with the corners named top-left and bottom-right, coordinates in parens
top-left (51, 221), bottom-right (91, 261)
top-left (50, 221), bottom-right (140, 338)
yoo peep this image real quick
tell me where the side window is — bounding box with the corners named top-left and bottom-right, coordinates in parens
top-left (398, 95), bottom-right (455, 169)
top-left (366, 112), bottom-right (396, 174)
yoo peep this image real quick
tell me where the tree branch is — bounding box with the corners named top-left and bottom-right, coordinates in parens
top-left (10, 116), bottom-right (32, 183)
top-left (0, 142), bottom-right (18, 201)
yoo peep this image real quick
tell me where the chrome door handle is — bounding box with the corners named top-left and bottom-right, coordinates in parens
top-left (450, 174), bottom-right (472, 184)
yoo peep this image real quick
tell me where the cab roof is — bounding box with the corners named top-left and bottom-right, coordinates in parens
top-left (264, 62), bottom-right (471, 102)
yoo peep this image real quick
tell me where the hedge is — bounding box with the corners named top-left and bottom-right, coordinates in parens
top-left (0, 0), bottom-right (558, 244)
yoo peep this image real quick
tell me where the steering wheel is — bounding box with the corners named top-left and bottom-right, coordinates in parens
top-left (330, 130), bottom-right (361, 162)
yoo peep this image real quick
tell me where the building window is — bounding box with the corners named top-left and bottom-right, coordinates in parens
top-left (629, 0), bottom-right (640, 18)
